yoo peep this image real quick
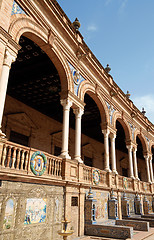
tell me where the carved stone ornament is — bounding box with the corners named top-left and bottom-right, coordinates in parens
top-left (48, 30), bottom-right (56, 47)
top-left (131, 111), bottom-right (137, 118)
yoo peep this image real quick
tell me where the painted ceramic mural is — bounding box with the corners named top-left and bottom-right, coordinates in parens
top-left (24, 198), bottom-right (47, 224)
top-left (86, 190), bottom-right (108, 221)
top-left (3, 199), bottom-right (14, 230)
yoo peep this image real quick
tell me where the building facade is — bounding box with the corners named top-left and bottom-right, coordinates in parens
top-left (0, 1), bottom-right (154, 239)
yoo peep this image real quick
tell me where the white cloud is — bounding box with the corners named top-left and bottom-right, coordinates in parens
top-left (105, 0), bottom-right (112, 6)
top-left (87, 23), bottom-right (98, 32)
top-left (118, 0), bottom-right (128, 14)
top-left (132, 95), bottom-right (154, 124)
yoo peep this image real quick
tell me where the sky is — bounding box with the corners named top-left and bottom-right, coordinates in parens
top-left (56, 0), bottom-right (154, 124)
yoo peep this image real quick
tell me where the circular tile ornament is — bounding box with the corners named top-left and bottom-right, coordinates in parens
top-left (30, 151), bottom-right (47, 176)
top-left (72, 70), bottom-right (80, 85)
top-left (93, 169), bottom-right (100, 185)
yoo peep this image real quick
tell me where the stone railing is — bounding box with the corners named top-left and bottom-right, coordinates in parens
top-left (0, 141), bottom-right (63, 180)
top-left (0, 140), bottom-right (154, 194)
top-left (83, 166), bottom-right (108, 187)
top-left (1, 141), bottom-right (30, 171)
top-left (83, 165), bottom-right (92, 183)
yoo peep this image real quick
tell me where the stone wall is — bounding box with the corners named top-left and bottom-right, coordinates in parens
top-left (0, 181), bottom-right (64, 240)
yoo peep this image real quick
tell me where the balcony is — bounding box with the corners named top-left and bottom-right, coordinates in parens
top-left (0, 140), bottom-right (153, 194)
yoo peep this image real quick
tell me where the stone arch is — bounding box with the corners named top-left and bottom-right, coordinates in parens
top-left (134, 130), bottom-right (149, 153)
top-left (150, 142), bottom-right (154, 153)
top-left (8, 15), bottom-right (72, 92)
top-left (112, 112), bottom-right (131, 141)
top-left (78, 81), bottom-right (109, 124)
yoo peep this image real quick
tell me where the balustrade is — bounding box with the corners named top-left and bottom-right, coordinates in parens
top-left (0, 140), bottom-right (153, 195)
top-left (46, 154), bottom-right (62, 177)
top-left (1, 141), bottom-right (30, 171)
top-left (83, 165), bottom-right (92, 182)
top-left (0, 141), bottom-right (62, 179)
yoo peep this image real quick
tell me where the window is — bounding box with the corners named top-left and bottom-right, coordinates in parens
top-left (9, 131), bottom-right (29, 146)
top-left (71, 197), bottom-right (78, 206)
top-left (84, 156), bottom-right (93, 167)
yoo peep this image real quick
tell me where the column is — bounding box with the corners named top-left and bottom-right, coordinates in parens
top-left (60, 99), bottom-right (72, 159)
top-left (126, 145), bottom-right (134, 178)
top-left (0, 49), bottom-right (16, 134)
top-left (102, 129), bottom-right (111, 172)
top-left (110, 133), bottom-right (118, 174)
top-left (73, 107), bottom-right (84, 163)
top-left (144, 155), bottom-right (151, 182)
top-left (133, 148), bottom-right (139, 179)
top-left (149, 155), bottom-right (154, 182)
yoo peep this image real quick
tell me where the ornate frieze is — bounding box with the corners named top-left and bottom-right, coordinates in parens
top-left (68, 62), bottom-right (85, 96)
top-left (11, 1), bottom-right (26, 15)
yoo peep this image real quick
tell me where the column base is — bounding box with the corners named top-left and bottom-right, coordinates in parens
top-left (112, 170), bottom-right (118, 175)
top-left (74, 156), bottom-right (83, 163)
top-left (0, 130), bottom-right (6, 138)
top-left (105, 168), bottom-right (111, 172)
top-left (130, 176), bottom-right (135, 179)
top-left (59, 152), bottom-right (71, 160)
top-left (135, 177), bottom-right (140, 181)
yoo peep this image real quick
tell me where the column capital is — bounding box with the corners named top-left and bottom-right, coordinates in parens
top-left (132, 147), bottom-right (137, 153)
top-left (144, 155), bottom-right (149, 161)
top-left (110, 132), bottom-right (116, 140)
top-left (102, 128), bottom-right (110, 136)
top-left (3, 49), bottom-right (16, 68)
top-left (73, 107), bottom-right (84, 118)
top-left (60, 98), bottom-right (72, 109)
top-left (126, 145), bottom-right (133, 150)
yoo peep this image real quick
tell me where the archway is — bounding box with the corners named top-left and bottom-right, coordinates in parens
top-left (3, 35), bottom-right (66, 156)
top-left (115, 119), bottom-right (128, 177)
top-left (81, 93), bottom-right (105, 169)
top-left (136, 135), bottom-right (146, 181)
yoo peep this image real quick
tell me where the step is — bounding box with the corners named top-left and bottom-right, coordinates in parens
top-left (123, 216), bottom-right (154, 227)
top-left (85, 223), bottom-right (133, 239)
top-left (116, 219), bottom-right (149, 231)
